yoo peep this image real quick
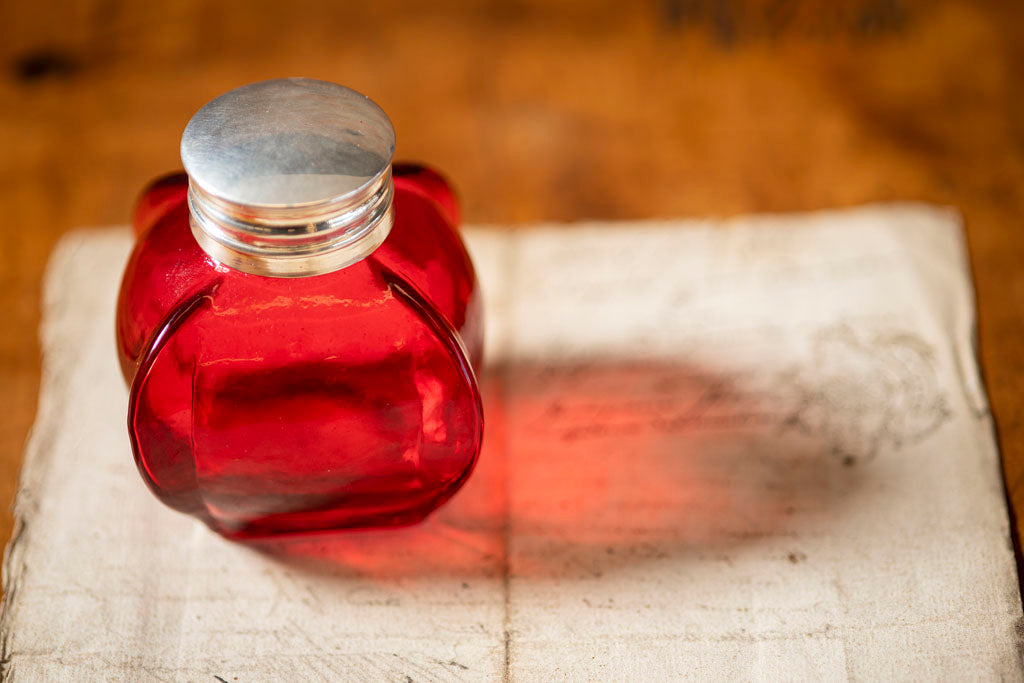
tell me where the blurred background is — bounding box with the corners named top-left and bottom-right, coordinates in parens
top-left (1, 0), bottom-right (1023, 551)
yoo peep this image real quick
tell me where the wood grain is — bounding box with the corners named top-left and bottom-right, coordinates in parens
top-left (1, 0), bottom-right (1022, 559)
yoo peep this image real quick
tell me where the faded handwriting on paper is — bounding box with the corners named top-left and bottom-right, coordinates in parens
top-left (517, 324), bottom-right (950, 467)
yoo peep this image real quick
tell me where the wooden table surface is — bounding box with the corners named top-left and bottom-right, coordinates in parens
top-left (1, 0), bottom-right (1022, 560)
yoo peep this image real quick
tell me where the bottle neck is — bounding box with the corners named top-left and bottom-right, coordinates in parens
top-left (187, 167), bottom-right (394, 278)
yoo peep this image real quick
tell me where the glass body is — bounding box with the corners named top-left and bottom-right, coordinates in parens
top-left (117, 165), bottom-right (483, 539)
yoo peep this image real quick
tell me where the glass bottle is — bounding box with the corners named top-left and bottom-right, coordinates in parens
top-left (116, 79), bottom-right (484, 539)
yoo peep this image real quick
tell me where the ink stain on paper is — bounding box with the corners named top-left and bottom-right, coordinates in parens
top-left (782, 325), bottom-right (950, 462)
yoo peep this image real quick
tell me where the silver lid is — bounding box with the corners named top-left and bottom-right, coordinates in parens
top-left (181, 78), bottom-right (396, 277)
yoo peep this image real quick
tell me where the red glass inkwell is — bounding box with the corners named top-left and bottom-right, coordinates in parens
top-left (116, 79), bottom-right (484, 539)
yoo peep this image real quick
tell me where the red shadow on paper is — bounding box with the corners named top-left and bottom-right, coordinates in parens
top-left (249, 360), bottom-right (866, 580)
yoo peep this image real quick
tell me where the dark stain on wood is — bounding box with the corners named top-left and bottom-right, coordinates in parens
top-left (11, 48), bottom-right (81, 84)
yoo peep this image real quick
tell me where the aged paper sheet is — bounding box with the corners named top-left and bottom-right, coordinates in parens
top-left (2, 205), bottom-right (1021, 680)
